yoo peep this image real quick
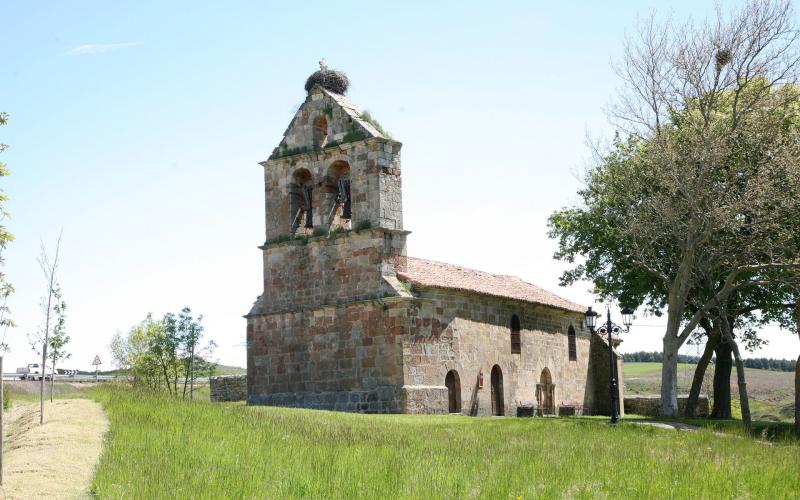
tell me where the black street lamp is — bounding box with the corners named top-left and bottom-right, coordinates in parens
top-left (585, 305), bottom-right (633, 424)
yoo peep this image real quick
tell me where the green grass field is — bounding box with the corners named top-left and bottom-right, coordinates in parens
top-left (86, 387), bottom-right (799, 499)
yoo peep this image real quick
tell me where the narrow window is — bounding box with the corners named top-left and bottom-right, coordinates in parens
top-left (510, 314), bottom-right (521, 354)
top-left (568, 325), bottom-right (577, 361)
top-left (290, 168), bottom-right (313, 233)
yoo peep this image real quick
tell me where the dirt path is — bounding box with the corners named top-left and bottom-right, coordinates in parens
top-left (1, 399), bottom-right (109, 499)
top-left (631, 420), bottom-right (699, 431)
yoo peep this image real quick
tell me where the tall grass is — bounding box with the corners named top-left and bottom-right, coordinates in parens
top-left (90, 387), bottom-right (799, 498)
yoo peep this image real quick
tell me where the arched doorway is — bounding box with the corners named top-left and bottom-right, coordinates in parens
top-left (537, 368), bottom-right (555, 415)
top-left (445, 370), bottom-right (461, 414)
top-left (490, 365), bottom-right (504, 416)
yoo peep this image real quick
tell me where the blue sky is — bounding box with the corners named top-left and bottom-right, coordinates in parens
top-left (1, 0), bottom-right (797, 371)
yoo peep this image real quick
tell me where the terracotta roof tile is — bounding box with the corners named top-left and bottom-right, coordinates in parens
top-left (398, 257), bottom-right (585, 313)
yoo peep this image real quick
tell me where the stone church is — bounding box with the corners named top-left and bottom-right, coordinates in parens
top-left (246, 64), bottom-right (622, 416)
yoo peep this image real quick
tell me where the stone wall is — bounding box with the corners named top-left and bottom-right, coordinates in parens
top-left (247, 298), bottom-right (412, 412)
top-left (262, 88), bottom-right (403, 240)
top-left (624, 395), bottom-right (709, 417)
top-left (210, 375), bottom-right (246, 402)
top-left (399, 288), bottom-right (599, 416)
top-left (251, 228), bottom-right (407, 316)
top-left (587, 333), bottom-right (625, 417)
top-left (247, 286), bottom-right (613, 416)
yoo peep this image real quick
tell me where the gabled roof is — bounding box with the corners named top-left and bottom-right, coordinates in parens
top-left (271, 85), bottom-right (385, 160)
top-left (398, 257), bottom-right (585, 313)
top-left (317, 87), bottom-right (385, 138)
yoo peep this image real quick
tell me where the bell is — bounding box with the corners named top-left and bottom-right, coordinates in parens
top-left (303, 186), bottom-right (314, 228)
top-left (339, 179), bottom-right (352, 219)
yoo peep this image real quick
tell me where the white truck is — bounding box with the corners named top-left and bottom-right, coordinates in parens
top-left (16, 363), bottom-right (54, 381)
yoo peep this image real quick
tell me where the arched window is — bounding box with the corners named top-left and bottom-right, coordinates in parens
top-left (445, 370), bottom-right (461, 414)
top-left (510, 314), bottom-right (521, 354)
top-left (312, 115), bottom-right (328, 148)
top-left (568, 325), bottom-right (577, 361)
top-left (290, 168), bottom-right (313, 233)
top-left (323, 161), bottom-right (352, 228)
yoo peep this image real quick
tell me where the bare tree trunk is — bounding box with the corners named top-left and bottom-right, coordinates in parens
top-left (685, 327), bottom-right (718, 417)
top-left (1, 355), bottom-right (4, 486)
top-left (719, 313), bottom-right (751, 433)
top-left (794, 354), bottom-right (799, 438)
top-left (661, 335), bottom-right (680, 416)
top-left (38, 234), bottom-right (61, 425)
top-left (50, 363), bottom-right (55, 403)
top-left (730, 340), bottom-right (752, 433)
top-left (711, 341), bottom-right (733, 418)
top-left (39, 296), bottom-right (52, 425)
top-left (794, 298), bottom-right (799, 437)
top-left (189, 340), bottom-right (195, 400)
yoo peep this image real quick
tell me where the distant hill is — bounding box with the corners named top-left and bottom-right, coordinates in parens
top-left (212, 364), bottom-right (246, 376)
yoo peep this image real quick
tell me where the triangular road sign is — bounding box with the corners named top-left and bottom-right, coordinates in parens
top-left (92, 355), bottom-right (102, 366)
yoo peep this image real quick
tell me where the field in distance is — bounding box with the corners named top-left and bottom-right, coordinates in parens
top-left (623, 362), bottom-right (795, 422)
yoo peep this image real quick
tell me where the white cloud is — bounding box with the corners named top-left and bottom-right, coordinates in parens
top-left (66, 42), bottom-right (142, 56)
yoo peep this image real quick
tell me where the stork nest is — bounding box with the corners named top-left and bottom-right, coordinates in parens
top-left (305, 69), bottom-right (350, 94)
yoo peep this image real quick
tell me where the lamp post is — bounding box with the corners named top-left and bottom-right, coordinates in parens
top-left (585, 305), bottom-right (633, 424)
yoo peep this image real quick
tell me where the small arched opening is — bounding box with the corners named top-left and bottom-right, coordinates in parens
top-left (510, 314), bottom-right (521, 354)
top-left (289, 168), bottom-right (313, 233)
top-left (490, 365), bottom-right (504, 416)
top-left (445, 370), bottom-right (461, 414)
top-left (568, 325), bottom-right (577, 361)
top-left (323, 161), bottom-right (352, 229)
top-left (312, 115), bottom-right (328, 148)
top-left (537, 368), bottom-right (555, 415)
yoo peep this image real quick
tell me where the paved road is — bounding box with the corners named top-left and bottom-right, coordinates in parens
top-left (2, 373), bottom-right (212, 383)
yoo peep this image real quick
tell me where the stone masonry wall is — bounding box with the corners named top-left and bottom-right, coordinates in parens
top-left (588, 333), bottom-right (625, 417)
top-left (262, 89), bottom-right (403, 240)
top-left (251, 229), bottom-right (407, 316)
top-left (210, 375), bottom-right (247, 402)
top-left (400, 288), bottom-right (592, 416)
top-left (624, 395), bottom-right (709, 417)
top-left (247, 299), bottom-right (412, 412)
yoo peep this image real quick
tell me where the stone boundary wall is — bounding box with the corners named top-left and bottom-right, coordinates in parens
top-left (624, 395), bottom-right (709, 417)
top-left (247, 385), bottom-right (404, 413)
top-left (210, 375), bottom-right (247, 402)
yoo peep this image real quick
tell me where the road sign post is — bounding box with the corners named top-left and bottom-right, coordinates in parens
top-left (92, 355), bottom-right (102, 381)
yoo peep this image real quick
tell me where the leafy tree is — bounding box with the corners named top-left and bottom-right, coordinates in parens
top-left (0, 111), bottom-right (13, 341)
top-left (110, 315), bottom-right (165, 390)
top-left (549, 2), bottom-right (800, 422)
top-left (0, 110), bottom-right (13, 485)
top-left (110, 308), bottom-right (215, 398)
top-left (47, 288), bottom-right (70, 402)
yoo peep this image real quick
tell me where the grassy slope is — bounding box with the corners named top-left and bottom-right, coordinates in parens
top-left (623, 362), bottom-right (795, 422)
top-left (89, 388), bottom-right (799, 499)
